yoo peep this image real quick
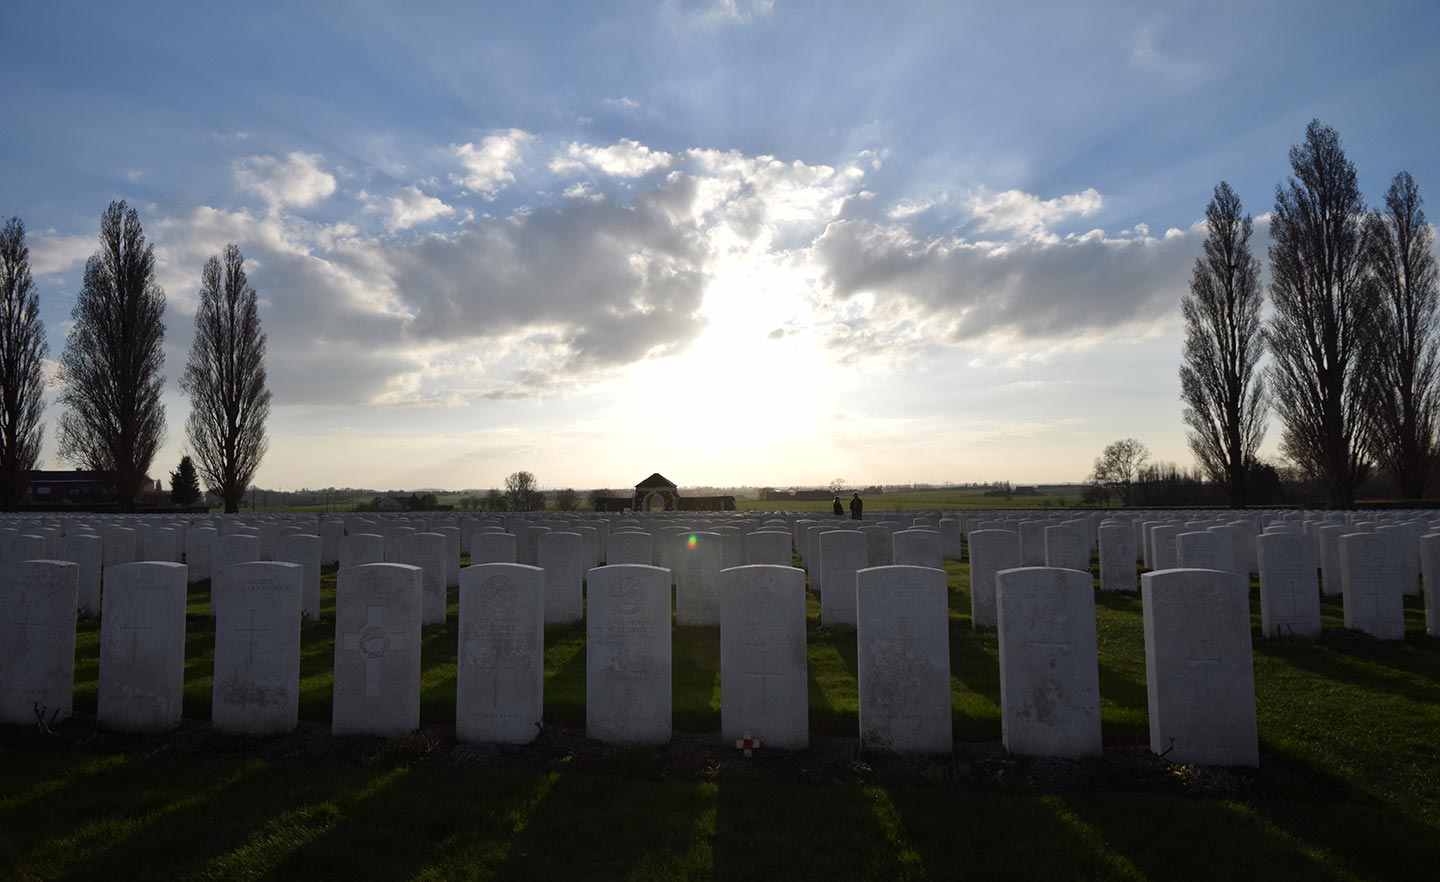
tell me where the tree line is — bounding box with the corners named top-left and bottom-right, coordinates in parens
top-left (1091, 120), bottom-right (1438, 509)
top-left (0, 201), bottom-right (271, 513)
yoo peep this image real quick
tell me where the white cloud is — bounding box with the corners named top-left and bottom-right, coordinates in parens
top-left (966, 187), bottom-right (1104, 239)
top-left (887, 192), bottom-right (948, 220)
top-left (811, 216), bottom-right (1211, 350)
top-left (361, 185), bottom-right (456, 233)
top-left (28, 233), bottom-right (94, 275)
top-left (562, 182), bottom-right (605, 202)
top-left (233, 152), bottom-right (338, 212)
top-left (603, 96), bottom-right (642, 112)
top-left (550, 139), bottom-right (674, 178)
top-left (450, 129), bottom-right (534, 197)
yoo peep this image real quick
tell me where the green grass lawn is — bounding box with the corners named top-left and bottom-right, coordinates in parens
top-left (3, 548), bottom-right (1439, 881)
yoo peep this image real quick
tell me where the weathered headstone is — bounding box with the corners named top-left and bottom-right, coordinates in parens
top-left (586, 565), bottom-right (671, 745)
top-left (1151, 526), bottom-right (1181, 570)
top-left (538, 531), bottom-right (585, 624)
top-left (1098, 523), bottom-right (1136, 592)
top-left (607, 530), bottom-right (653, 566)
top-left (97, 562), bottom-right (188, 732)
top-left (0, 561), bottom-right (78, 725)
top-left (742, 530), bottom-right (790, 566)
top-left (102, 527), bottom-right (137, 568)
top-left (1340, 532), bottom-right (1406, 640)
top-left (1018, 521), bottom-right (1047, 567)
top-left (892, 529), bottom-right (942, 569)
top-left (320, 520), bottom-right (344, 565)
top-left (676, 532), bottom-right (723, 626)
top-left (275, 533), bottom-right (322, 621)
top-left (1141, 568), bottom-right (1258, 766)
top-left (340, 533), bottom-right (385, 571)
top-left (332, 563), bottom-right (422, 736)
top-left (409, 532), bottom-right (450, 625)
top-left (58, 534), bottom-right (103, 614)
top-left (968, 529), bottom-right (1021, 629)
top-left (185, 526), bottom-right (216, 584)
top-left (1421, 534), bottom-right (1440, 637)
top-left (1043, 525), bottom-right (1089, 573)
top-left (856, 565), bottom-right (952, 753)
top-left (819, 530), bottom-right (867, 626)
top-left (1176, 531), bottom-right (1234, 574)
top-left (212, 562), bottom-right (302, 735)
top-left (996, 567), bottom-right (1101, 758)
top-left (719, 565), bottom-right (809, 749)
top-left (457, 563), bottom-right (545, 744)
top-left (472, 532), bottom-right (517, 564)
top-left (1257, 533), bottom-right (1321, 639)
top-left (859, 524), bottom-right (893, 567)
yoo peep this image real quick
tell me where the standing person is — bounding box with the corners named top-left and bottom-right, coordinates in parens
top-left (832, 495), bottom-right (844, 517)
top-left (850, 492), bottom-right (863, 520)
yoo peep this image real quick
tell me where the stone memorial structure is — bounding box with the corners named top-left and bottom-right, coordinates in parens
top-left (719, 565), bottom-right (809, 749)
top-left (0, 560), bottom-right (79, 725)
top-left (97, 562), bottom-right (188, 732)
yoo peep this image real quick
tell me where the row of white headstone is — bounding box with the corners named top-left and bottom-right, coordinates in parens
top-left (3, 550), bottom-right (1259, 764)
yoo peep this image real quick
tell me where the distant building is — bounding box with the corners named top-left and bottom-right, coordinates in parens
top-left (25, 470), bottom-right (118, 505)
top-left (592, 472), bottom-right (735, 512)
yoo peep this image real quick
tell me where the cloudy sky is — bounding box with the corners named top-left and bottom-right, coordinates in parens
top-left (5, 0), bottom-right (1439, 491)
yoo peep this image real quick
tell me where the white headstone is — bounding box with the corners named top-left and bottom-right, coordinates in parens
top-left (743, 530), bottom-right (790, 566)
top-left (212, 561), bottom-right (302, 735)
top-left (1098, 523), bottom-right (1136, 593)
top-left (996, 567), bottom-right (1101, 758)
top-left (1420, 534), bottom-right (1440, 637)
top-left (537, 531), bottom-right (585, 624)
top-left (892, 529), bottom-right (942, 569)
top-left (102, 527), bottom-right (137, 568)
top-left (332, 563), bottom-right (422, 736)
top-left (675, 532), bottom-right (722, 626)
top-left (408, 532), bottom-right (450, 625)
top-left (819, 530), bottom-right (867, 626)
top-left (856, 565), bottom-right (952, 753)
top-left (0, 560), bottom-right (78, 724)
top-left (968, 530), bottom-right (1021, 629)
top-left (320, 520), bottom-right (344, 566)
top-left (586, 564), bottom-right (671, 745)
top-left (1340, 532), bottom-right (1406, 640)
top-left (275, 534), bottom-right (322, 622)
top-left (1043, 525), bottom-right (1089, 573)
top-left (1257, 533), bottom-right (1321, 639)
top-left (97, 562), bottom-right (188, 732)
top-left (720, 565), bottom-right (809, 749)
top-left (1177, 531), bottom-right (1235, 574)
top-left (457, 563), bottom-right (545, 744)
top-left (607, 530), bottom-right (653, 566)
top-left (58, 534), bottom-right (103, 614)
top-left (340, 533), bottom-right (385, 570)
top-left (472, 532), bottom-right (517, 564)
top-left (185, 526), bottom-right (216, 584)
top-left (1141, 568), bottom-right (1258, 766)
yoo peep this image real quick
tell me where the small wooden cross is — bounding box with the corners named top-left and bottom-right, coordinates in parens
top-left (735, 732), bottom-right (761, 757)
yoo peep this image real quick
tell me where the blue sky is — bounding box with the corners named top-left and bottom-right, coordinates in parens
top-left (4, 0), bottom-right (1439, 490)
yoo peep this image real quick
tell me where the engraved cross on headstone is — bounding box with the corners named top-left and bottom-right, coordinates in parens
top-left (10, 603), bottom-right (47, 658)
top-left (1279, 578), bottom-right (1306, 616)
top-left (342, 605), bottom-right (406, 698)
top-left (1185, 639), bottom-right (1222, 698)
top-left (236, 608), bottom-right (268, 667)
top-left (743, 645), bottom-right (784, 714)
top-left (120, 608), bottom-right (152, 666)
top-left (1360, 581), bottom-right (1388, 620)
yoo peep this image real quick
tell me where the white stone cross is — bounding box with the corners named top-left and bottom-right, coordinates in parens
top-left (236, 609), bottom-right (269, 667)
top-left (120, 610), bottom-right (152, 666)
top-left (342, 605), bottom-right (407, 697)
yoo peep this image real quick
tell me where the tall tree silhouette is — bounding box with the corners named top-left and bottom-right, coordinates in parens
top-left (58, 201), bottom-right (167, 513)
top-left (1266, 121), bottom-right (1375, 507)
top-left (181, 244), bottom-right (271, 513)
top-left (1179, 182), bottom-right (1268, 508)
top-left (1362, 172), bottom-right (1440, 499)
top-left (0, 217), bottom-right (48, 511)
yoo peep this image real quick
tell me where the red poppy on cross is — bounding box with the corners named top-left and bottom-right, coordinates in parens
top-left (735, 733), bottom-right (761, 757)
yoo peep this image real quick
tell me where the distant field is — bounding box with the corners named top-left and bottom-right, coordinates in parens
top-left (738, 486), bottom-right (1097, 512)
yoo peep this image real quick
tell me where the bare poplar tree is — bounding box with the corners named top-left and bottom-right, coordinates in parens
top-left (57, 201), bottom-right (167, 513)
top-left (1361, 171), bottom-right (1440, 499)
top-left (0, 217), bottom-right (48, 511)
top-left (1087, 438), bottom-right (1150, 506)
top-left (1265, 121), bottom-right (1375, 507)
top-left (1179, 182), bottom-right (1268, 508)
top-left (181, 244), bottom-right (271, 513)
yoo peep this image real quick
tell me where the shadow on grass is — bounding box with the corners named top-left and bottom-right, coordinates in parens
top-left (673, 625), bottom-right (721, 732)
top-left (543, 622), bottom-right (587, 729)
